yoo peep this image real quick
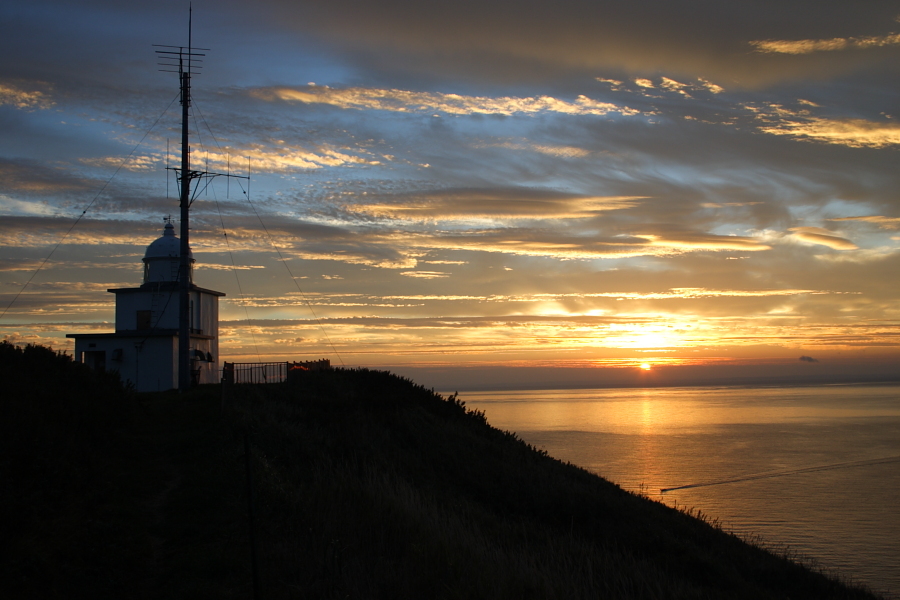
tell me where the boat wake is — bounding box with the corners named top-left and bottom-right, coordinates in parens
top-left (660, 455), bottom-right (900, 493)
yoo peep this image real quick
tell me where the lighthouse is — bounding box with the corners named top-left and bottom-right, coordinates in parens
top-left (67, 218), bottom-right (224, 391)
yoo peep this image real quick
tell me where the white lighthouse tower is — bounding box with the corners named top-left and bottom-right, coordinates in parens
top-left (67, 217), bottom-right (224, 391)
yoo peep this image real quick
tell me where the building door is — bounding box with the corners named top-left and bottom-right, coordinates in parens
top-left (83, 350), bottom-right (106, 371)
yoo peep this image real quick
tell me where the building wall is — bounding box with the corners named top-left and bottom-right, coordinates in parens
top-left (195, 291), bottom-right (219, 384)
top-left (115, 288), bottom-right (179, 331)
top-left (114, 288), bottom-right (219, 335)
top-left (77, 285), bottom-right (221, 390)
top-left (190, 336), bottom-right (219, 385)
top-left (74, 335), bottom-right (178, 392)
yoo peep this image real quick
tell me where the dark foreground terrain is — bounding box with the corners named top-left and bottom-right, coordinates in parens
top-left (0, 342), bottom-right (884, 599)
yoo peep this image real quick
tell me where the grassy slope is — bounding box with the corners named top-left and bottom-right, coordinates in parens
top-left (0, 343), bottom-right (883, 599)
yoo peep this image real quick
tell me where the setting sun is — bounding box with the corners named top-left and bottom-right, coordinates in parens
top-left (640, 363), bottom-right (652, 370)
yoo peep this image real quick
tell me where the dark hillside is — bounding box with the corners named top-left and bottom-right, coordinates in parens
top-left (234, 369), bottom-right (879, 599)
top-left (0, 343), bottom-right (883, 599)
top-left (0, 342), bottom-right (146, 595)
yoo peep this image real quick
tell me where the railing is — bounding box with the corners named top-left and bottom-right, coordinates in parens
top-left (222, 359), bottom-right (331, 384)
top-left (223, 362), bottom-right (288, 384)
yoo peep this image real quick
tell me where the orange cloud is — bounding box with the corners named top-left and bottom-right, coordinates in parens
top-left (254, 85), bottom-right (639, 117)
top-left (829, 215), bottom-right (900, 230)
top-left (641, 232), bottom-right (770, 252)
top-left (0, 82), bottom-right (54, 109)
top-left (751, 32), bottom-right (900, 54)
top-left (349, 190), bottom-right (640, 221)
top-left (485, 142), bottom-right (593, 159)
top-left (789, 227), bottom-right (858, 250)
top-left (759, 117), bottom-right (900, 148)
top-left (400, 271), bottom-right (450, 279)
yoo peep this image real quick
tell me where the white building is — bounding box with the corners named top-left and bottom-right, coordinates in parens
top-left (67, 219), bottom-right (224, 391)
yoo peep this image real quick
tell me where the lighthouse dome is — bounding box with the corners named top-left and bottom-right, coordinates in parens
top-left (145, 221), bottom-right (181, 258)
top-left (143, 220), bottom-right (193, 283)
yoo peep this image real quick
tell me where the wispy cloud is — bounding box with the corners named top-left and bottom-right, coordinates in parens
top-left (601, 77), bottom-right (724, 96)
top-left (751, 32), bottom-right (900, 54)
top-left (253, 85), bottom-right (640, 117)
top-left (0, 159), bottom-right (92, 194)
top-left (412, 228), bottom-right (770, 259)
top-left (78, 155), bottom-right (159, 171)
top-left (348, 189), bottom-right (640, 222)
top-left (189, 144), bottom-right (382, 172)
top-left (829, 216), bottom-right (900, 230)
top-left (758, 117), bottom-right (900, 148)
top-left (400, 270), bottom-right (449, 279)
top-left (196, 263), bottom-right (267, 271)
top-left (4, 0), bottom-right (900, 375)
top-left (485, 142), bottom-right (593, 159)
top-left (641, 231), bottom-right (770, 252)
top-left (0, 195), bottom-right (57, 217)
top-left (0, 82), bottom-right (54, 109)
top-left (789, 227), bottom-right (858, 250)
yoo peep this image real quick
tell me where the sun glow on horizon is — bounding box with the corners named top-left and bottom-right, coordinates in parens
top-left (640, 363), bottom-right (652, 370)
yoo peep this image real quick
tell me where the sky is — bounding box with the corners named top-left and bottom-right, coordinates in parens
top-left (1, 0), bottom-right (899, 389)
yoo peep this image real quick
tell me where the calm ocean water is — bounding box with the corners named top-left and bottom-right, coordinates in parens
top-left (459, 383), bottom-right (900, 597)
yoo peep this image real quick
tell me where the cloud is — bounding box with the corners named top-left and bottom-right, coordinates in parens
top-left (196, 263), bottom-right (267, 271)
top-left (751, 33), bottom-right (900, 54)
top-left (0, 195), bottom-right (58, 217)
top-left (190, 144), bottom-right (382, 173)
top-left (641, 230), bottom-right (770, 252)
top-left (789, 227), bottom-right (858, 250)
top-left (812, 247), bottom-right (899, 263)
top-left (348, 188), bottom-right (640, 221)
top-left (400, 270), bottom-right (449, 279)
top-left (829, 216), bottom-right (900, 230)
top-left (0, 82), bottom-right (54, 109)
top-left (0, 159), bottom-right (93, 194)
top-left (78, 155), bottom-right (159, 172)
top-left (602, 288), bottom-right (829, 300)
top-left (486, 142), bottom-right (593, 159)
top-left (253, 85), bottom-right (639, 117)
top-left (758, 117), bottom-right (900, 148)
top-left (799, 355), bottom-right (819, 362)
top-left (282, 288), bottom-right (835, 307)
top-left (4, 0), bottom-right (900, 373)
top-left (252, 0), bottom-right (900, 87)
top-left (409, 227), bottom-right (770, 259)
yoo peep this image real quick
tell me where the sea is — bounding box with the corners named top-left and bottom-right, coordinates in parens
top-left (458, 383), bottom-right (900, 597)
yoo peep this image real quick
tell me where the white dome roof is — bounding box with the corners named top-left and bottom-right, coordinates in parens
top-left (144, 221), bottom-right (192, 259)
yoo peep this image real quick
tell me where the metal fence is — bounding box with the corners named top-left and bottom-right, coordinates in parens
top-left (224, 362), bottom-right (288, 384)
top-left (222, 359), bottom-right (331, 384)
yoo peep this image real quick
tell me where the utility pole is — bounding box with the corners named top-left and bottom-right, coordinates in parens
top-left (155, 8), bottom-right (207, 392)
top-left (155, 10), bottom-right (247, 392)
top-left (177, 14), bottom-right (193, 393)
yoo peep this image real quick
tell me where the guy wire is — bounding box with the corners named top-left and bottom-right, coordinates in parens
top-left (0, 92), bottom-right (181, 322)
top-left (192, 100), bottom-right (346, 367)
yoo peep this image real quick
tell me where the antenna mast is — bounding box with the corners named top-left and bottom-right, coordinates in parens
top-left (155, 10), bottom-right (248, 392)
top-left (155, 8), bottom-right (207, 392)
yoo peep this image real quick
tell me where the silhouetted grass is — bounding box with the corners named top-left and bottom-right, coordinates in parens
top-left (0, 345), bottom-right (886, 599)
top-left (0, 342), bottom-right (249, 599)
top-left (0, 341), bottom-right (144, 597)
top-left (228, 368), bottom-right (883, 599)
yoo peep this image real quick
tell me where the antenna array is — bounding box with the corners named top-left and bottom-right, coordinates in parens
top-left (153, 10), bottom-right (246, 392)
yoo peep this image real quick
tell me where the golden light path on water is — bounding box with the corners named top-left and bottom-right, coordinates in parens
top-left (461, 388), bottom-right (900, 434)
top-left (460, 384), bottom-right (900, 595)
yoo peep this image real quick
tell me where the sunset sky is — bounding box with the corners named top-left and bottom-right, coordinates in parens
top-left (1, 0), bottom-right (899, 389)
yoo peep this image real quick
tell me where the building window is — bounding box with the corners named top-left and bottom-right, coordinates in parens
top-left (137, 310), bottom-right (152, 330)
top-left (84, 350), bottom-right (106, 371)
